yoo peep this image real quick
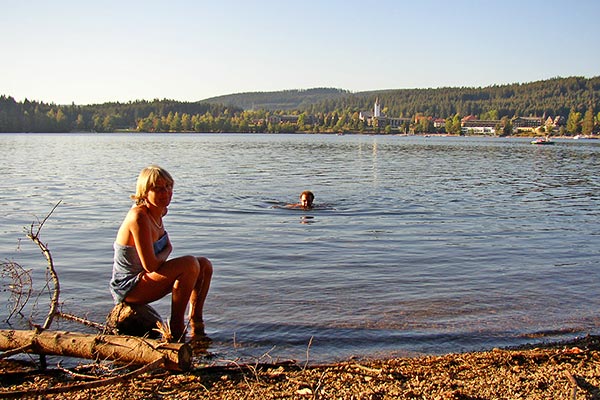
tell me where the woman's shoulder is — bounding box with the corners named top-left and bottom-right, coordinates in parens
top-left (126, 205), bottom-right (149, 223)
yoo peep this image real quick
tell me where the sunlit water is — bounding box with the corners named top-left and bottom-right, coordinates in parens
top-left (1, 133), bottom-right (599, 364)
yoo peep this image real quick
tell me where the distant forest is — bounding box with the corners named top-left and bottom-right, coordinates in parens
top-left (1, 76), bottom-right (598, 135)
top-left (202, 88), bottom-right (351, 110)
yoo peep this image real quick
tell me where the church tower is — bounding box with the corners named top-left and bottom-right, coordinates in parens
top-left (374, 98), bottom-right (381, 118)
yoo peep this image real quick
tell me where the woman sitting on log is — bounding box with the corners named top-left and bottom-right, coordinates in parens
top-left (109, 165), bottom-right (212, 342)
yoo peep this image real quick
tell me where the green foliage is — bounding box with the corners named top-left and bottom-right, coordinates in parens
top-left (444, 114), bottom-right (462, 135)
top-left (582, 107), bottom-right (595, 135)
top-left (481, 109), bottom-right (499, 120)
top-left (566, 109), bottom-right (582, 134)
top-left (501, 118), bottom-right (513, 136)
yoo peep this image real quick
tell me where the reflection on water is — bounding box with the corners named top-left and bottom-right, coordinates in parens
top-left (1, 133), bottom-right (599, 363)
top-left (299, 215), bottom-right (315, 224)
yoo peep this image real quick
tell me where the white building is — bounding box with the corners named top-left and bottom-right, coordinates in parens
top-left (360, 99), bottom-right (411, 129)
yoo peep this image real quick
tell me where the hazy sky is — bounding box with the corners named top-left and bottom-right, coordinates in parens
top-left (2, 0), bottom-right (599, 105)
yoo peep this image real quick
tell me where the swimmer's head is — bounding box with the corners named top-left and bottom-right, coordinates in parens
top-left (300, 190), bottom-right (314, 208)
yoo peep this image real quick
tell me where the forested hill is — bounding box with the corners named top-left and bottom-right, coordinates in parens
top-left (1, 76), bottom-right (598, 133)
top-left (205, 76), bottom-right (600, 118)
top-left (201, 88), bottom-right (350, 110)
top-left (314, 76), bottom-right (600, 119)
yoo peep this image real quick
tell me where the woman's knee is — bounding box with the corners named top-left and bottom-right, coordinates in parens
top-left (198, 256), bottom-right (213, 278)
top-left (174, 255), bottom-right (201, 279)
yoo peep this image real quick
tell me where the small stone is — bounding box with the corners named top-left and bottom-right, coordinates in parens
top-left (296, 387), bottom-right (313, 396)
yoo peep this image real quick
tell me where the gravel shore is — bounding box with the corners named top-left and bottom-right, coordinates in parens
top-left (2, 335), bottom-right (599, 399)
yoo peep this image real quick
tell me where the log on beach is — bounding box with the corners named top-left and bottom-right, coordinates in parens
top-left (0, 329), bottom-right (191, 371)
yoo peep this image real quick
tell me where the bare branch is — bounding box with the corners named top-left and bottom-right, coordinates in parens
top-left (0, 356), bottom-right (163, 398)
top-left (0, 343), bottom-right (33, 359)
top-left (25, 201), bottom-right (62, 330)
top-left (28, 200), bottom-right (62, 240)
top-left (57, 312), bottom-right (114, 333)
top-left (1, 260), bottom-right (32, 322)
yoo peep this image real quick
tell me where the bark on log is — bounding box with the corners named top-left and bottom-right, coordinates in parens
top-left (0, 329), bottom-right (191, 371)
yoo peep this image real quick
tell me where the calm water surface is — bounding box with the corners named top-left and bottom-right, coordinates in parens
top-left (1, 133), bottom-right (599, 363)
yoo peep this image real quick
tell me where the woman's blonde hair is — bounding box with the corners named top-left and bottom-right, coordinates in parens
top-left (131, 165), bottom-right (175, 205)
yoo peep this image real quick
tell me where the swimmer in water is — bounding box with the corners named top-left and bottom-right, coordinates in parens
top-left (286, 190), bottom-right (314, 210)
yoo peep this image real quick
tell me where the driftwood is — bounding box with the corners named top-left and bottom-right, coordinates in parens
top-left (0, 329), bottom-right (192, 371)
top-left (0, 357), bottom-right (163, 399)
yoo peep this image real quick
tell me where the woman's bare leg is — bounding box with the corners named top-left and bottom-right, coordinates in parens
top-left (188, 257), bottom-right (213, 336)
top-left (125, 255), bottom-right (200, 340)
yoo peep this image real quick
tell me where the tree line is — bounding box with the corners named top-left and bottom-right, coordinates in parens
top-left (1, 76), bottom-right (598, 135)
top-left (0, 97), bottom-right (240, 133)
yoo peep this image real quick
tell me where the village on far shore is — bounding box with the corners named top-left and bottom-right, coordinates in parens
top-left (266, 98), bottom-right (597, 138)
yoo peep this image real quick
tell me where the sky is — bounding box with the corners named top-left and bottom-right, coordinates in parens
top-left (2, 0), bottom-right (599, 105)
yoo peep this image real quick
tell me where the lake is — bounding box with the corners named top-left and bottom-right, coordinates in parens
top-left (1, 133), bottom-right (599, 364)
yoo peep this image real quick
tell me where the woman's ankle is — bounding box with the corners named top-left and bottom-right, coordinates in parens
top-left (190, 319), bottom-right (205, 336)
top-left (169, 320), bottom-right (185, 341)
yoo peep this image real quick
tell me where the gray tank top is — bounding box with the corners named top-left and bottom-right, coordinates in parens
top-left (109, 232), bottom-right (168, 303)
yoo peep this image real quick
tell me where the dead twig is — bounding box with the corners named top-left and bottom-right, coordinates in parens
top-left (1, 260), bottom-right (32, 322)
top-left (57, 312), bottom-right (112, 333)
top-left (26, 201), bottom-right (62, 330)
top-left (0, 356), bottom-right (164, 398)
top-left (352, 363), bottom-right (383, 375)
top-left (56, 361), bottom-right (103, 381)
top-left (304, 335), bottom-right (314, 370)
top-left (0, 343), bottom-right (33, 359)
top-left (565, 370), bottom-right (578, 400)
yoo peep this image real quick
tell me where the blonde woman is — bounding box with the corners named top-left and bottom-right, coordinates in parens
top-left (110, 165), bottom-right (212, 341)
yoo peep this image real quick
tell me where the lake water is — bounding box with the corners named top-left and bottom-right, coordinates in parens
top-left (1, 133), bottom-right (599, 364)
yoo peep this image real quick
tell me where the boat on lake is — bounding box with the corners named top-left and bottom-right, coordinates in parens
top-left (531, 137), bottom-right (555, 145)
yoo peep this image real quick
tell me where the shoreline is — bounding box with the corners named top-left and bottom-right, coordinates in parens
top-left (2, 335), bottom-right (599, 398)
top-left (4, 130), bottom-right (599, 139)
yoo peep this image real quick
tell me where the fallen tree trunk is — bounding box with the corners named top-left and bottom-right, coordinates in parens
top-left (0, 329), bottom-right (191, 371)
